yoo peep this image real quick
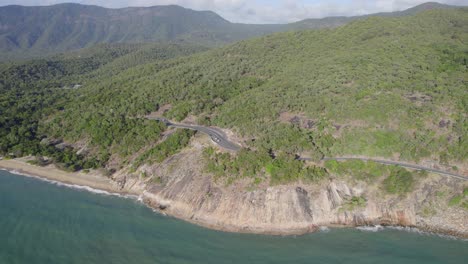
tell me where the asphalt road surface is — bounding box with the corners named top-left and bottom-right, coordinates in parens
top-left (148, 117), bottom-right (240, 151)
top-left (302, 157), bottom-right (468, 180)
top-left (148, 117), bottom-right (466, 180)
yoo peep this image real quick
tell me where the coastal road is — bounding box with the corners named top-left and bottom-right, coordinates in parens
top-left (148, 117), bottom-right (241, 151)
top-left (299, 157), bottom-right (468, 180)
top-left (148, 117), bottom-right (466, 180)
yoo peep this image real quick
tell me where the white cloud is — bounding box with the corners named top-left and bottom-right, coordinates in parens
top-left (0, 0), bottom-right (466, 23)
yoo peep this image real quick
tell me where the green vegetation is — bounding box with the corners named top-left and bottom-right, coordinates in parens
top-left (420, 205), bottom-right (437, 217)
top-left (0, 85), bottom-right (103, 172)
top-left (0, 4), bottom-right (238, 59)
top-left (0, 43), bottom-right (204, 171)
top-left (41, 8), bottom-right (466, 167)
top-left (0, 43), bottom-right (207, 90)
top-left (0, 8), bottom-right (466, 185)
top-left (0, 2), bottom-right (455, 60)
top-left (383, 168), bottom-right (414, 194)
top-left (325, 160), bottom-right (428, 193)
top-left (204, 148), bottom-right (327, 185)
top-left (0, 88), bottom-right (65, 157)
top-left (449, 195), bottom-right (463, 206)
top-left (266, 155), bottom-right (328, 184)
top-left (134, 129), bottom-right (195, 168)
top-left (42, 145), bottom-right (105, 172)
top-left (325, 159), bottom-right (391, 182)
top-left (448, 187), bottom-right (468, 209)
top-left (340, 196), bottom-right (367, 211)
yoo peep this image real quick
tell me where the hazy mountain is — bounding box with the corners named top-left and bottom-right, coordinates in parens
top-left (0, 3), bottom-right (277, 60)
top-left (289, 2), bottom-right (456, 29)
top-left (0, 2), bottom-right (461, 60)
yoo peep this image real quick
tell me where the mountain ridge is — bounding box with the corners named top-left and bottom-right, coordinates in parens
top-left (289, 2), bottom-right (456, 29)
top-left (0, 2), bottom-right (463, 60)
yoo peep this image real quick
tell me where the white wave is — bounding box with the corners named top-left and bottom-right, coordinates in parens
top-left (151, 207), bottom-right (167, 216)
top-left (356, 225), bottom-right (384, 232)
top-left (386, 226), bottom-right (467, 241)
top-left (319, 226), bottom-right (330, 233)
top-left (386, 225), bottom-right (424, 234)
top-left (354, 224), bottom-right (467, 241)
top-left (1, 168), bottom-right (139, 200)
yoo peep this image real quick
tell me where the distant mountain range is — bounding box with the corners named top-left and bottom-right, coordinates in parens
top-left (289, 1), bottom-right (455, 29)
top-left (0, 2), bottom-right (460, 60)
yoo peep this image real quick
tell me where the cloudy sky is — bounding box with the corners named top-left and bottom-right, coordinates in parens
top-left (0, 0), bottom-right (466, 23)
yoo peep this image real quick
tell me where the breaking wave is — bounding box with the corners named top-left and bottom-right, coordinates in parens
top-left (356, 225), bottom-right (384, 232)
top-left (1, 168), bottom-right (139, 200)
top-left (319, 226), bottom-right (330, 233)
top-left (356, 225), bottom-right (466, 241)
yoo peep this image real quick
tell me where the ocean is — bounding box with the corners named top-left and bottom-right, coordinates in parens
top-left (0, 169), bottom-right (466, 264)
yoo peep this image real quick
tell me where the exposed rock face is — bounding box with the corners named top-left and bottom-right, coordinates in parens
top-left (121, 136), bottom-right (468, 237)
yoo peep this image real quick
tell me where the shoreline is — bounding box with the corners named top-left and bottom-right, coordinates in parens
top-left (1, 159), bottom-right (466, 239)
top-left (0, 159), bottom-right (136, 196)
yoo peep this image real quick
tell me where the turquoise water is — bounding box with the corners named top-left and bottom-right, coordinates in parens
top-left (0, 170), bottom-right (466, 264)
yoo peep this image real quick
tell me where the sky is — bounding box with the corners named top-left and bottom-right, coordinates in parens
top-left (0, 0), bottom-right (466, 23)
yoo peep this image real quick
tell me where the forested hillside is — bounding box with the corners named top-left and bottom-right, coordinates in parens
top-left (0, 42), bottom-right (206, 171)
top-left (1, 8), bottom-right (466, 182)
top-left (0, 2), bottom-right (458, 60)
top-left (0, 42), bottom-right (207, 90)
top-left (0, 3), bottom-right (278, 60)
top-left (289, 1), bottom-right (454, 29)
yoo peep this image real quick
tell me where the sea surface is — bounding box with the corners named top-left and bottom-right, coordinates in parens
top-left (0, 170), bottom-right (467, 264)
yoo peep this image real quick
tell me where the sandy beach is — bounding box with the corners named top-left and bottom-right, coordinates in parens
top-left (0, 158), bottom-right (134, 195)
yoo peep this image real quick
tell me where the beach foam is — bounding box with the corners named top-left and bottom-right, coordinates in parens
top-left (319, 226), bottom-right (330, 233)
top-left (386, 226), bottom-right (467, 241)
top-left (356, 225), bottom-right (384, 232)
top-left (355, 224), bottom-right (466, 241)
top-left (1, 168), bottom-right (139, 200)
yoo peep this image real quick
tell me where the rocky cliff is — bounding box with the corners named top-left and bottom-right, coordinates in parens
top-left (114, 134), bottom-right (468, 237)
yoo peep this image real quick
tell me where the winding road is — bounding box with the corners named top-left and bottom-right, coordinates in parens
top-left (148, 117), bottom-right (241, 151)
top-left (148, 117), bottom-right (467, 180)
top-left (302, 157), bottom-right (468, 180)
